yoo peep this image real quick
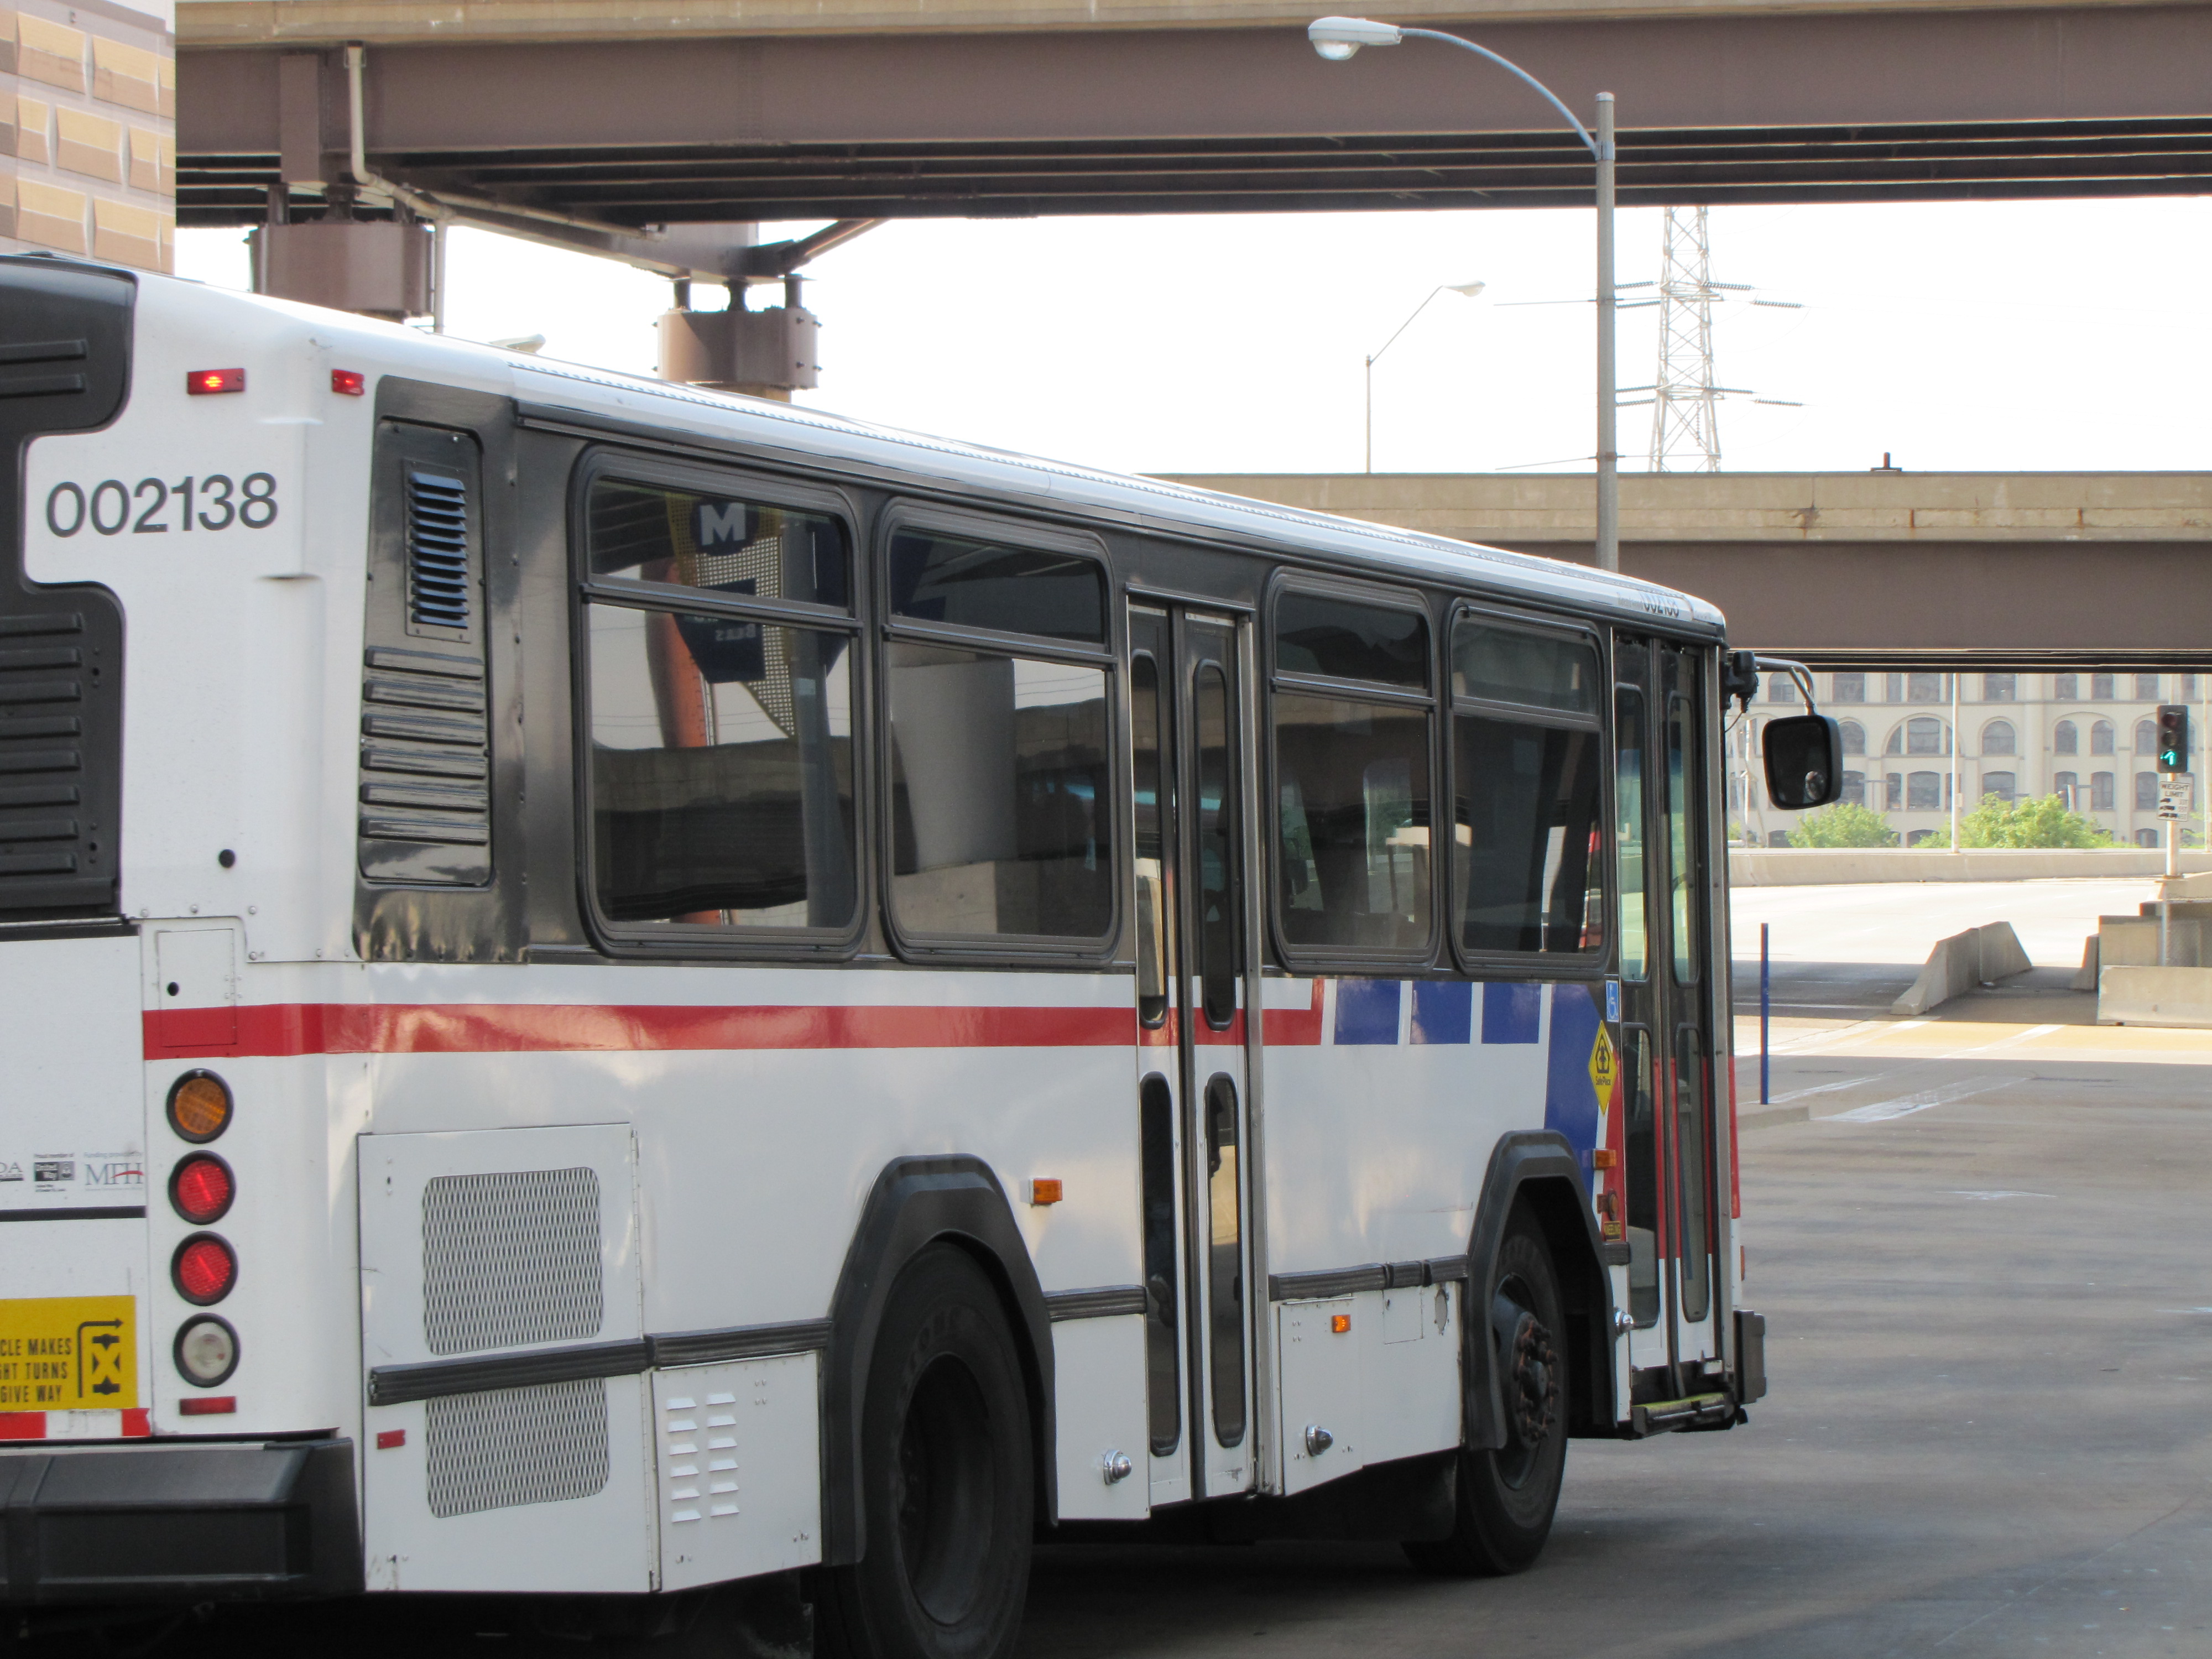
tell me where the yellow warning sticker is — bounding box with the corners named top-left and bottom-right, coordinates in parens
top-left (1589, 1023), bottom-right (1618, 1103)
top-left (0, 1296), bottom-right (137, 1411)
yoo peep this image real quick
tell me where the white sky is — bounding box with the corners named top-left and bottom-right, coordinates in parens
top-left (179, 196), bottom-right (2212, 478)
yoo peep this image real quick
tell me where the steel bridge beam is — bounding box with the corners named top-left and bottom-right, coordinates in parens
top-left (179, 6), bottom-right (2212, 225)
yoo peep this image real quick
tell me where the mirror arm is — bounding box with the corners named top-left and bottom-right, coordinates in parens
top-left (1754, 655), bottom-right (1820, 714)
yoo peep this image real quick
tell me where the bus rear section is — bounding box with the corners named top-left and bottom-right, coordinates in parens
top-left (0, 255), bottom-right (361, 1604)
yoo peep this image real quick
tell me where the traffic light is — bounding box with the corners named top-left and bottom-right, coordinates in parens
top-left (2156, 703), bottom-right (2190, 775)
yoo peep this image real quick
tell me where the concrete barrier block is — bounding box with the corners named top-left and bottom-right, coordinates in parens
top-left (1974, 921), bottom-right (2031, 982)
top-left (1891, 920), bottom-right (2031, 1016)
top-left (1731, 847), bottom-right (2212, 886)
top-left (2070, 933), bottom-right (2099, 993)
top-left (2098, 964), bottom-right (2212, 1027)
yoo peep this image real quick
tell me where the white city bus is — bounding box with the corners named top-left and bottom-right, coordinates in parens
top-left (0, 254), bottom-right (1825, 1655)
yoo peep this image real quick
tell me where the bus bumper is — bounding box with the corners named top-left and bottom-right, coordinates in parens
top-left (0, 1439), bottom-right (362, 1605)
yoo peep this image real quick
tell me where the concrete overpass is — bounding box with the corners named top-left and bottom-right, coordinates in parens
top-left (1157, 471), bottom-right (2212, 663)
top-left (175, 0), bottom-right (2212, 234)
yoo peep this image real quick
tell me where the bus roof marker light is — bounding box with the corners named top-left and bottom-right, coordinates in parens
top-left (167, 1072), bottom-right (233, 1143)
top-left (331, 369), bottom-right (366, 397)
top-left (186, 368), bottom-right (245, 395)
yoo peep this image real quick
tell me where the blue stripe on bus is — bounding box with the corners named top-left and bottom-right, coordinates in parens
top-left (1410, 980), bottom-right (1472, 1045)
top-left (1544, 983), bottom-right (1603, 1178)
top-left (1481, 982), bottom-right (1541, 1045)
top-left (1333, 978), bottom-right (1402, 1045)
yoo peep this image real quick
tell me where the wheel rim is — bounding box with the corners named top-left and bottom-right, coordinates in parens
top-left (1489, 1278), bottom-right (1559, 1490)
top-left (894, 1355), bottom-right (997, 1626)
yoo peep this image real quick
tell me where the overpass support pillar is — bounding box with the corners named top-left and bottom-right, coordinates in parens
top-left (659, 274), bottom-right (822, 403)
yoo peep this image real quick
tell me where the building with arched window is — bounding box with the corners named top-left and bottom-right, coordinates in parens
top-left (1731, 668), bottom-right (2203, 847)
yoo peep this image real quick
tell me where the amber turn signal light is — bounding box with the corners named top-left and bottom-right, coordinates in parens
top-left (167, 1072), bottom-right (232, 1144)
top-left (1030, 1178), bottom-right (1063, 1206)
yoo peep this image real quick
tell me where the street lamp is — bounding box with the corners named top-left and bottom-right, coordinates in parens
top-left (1309, 16), bottom-right (1619, 573)
top-left (1365, 280), bottom-right (1485, 473)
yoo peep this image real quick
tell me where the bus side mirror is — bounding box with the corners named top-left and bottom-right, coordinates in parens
top-left (1763, 714), bottom-right (1843, 810)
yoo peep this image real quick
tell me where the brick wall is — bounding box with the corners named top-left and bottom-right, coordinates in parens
top-left (2, 0), bottom-right (174, 270)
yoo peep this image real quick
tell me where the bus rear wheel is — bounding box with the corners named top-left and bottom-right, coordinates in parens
top-left (818, 1244), bottom-right (1034, 1659)
top-left (1404, 1213), bottom-right (1568, 1577)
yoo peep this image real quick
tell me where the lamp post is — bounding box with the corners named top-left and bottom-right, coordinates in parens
top-left (1365, 281), bottom-right (1484, 473)
top-left (1309, 17), bottom-right (1619, 573)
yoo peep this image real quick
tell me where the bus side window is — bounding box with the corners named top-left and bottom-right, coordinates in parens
top-left (581, 473), bottom-right (860, 936)
top-left (1623, 1024), bottom-right (1661, 1327)
top-left (1448, 616), bottom-right (1605, 959)
top-left (1139, 1074), bottom-right (1180, 1455)
top-left (1270, 591), bottom-right (1434, 958)
top-left (1132, 654), bottom-right (1169, 1026)
top-left (1666, 691), bottom-right (1702, 985)
top-left (884, 526), bottom-right (1115, 945)
top-left (1615, 687), bottom-right (1648, 981)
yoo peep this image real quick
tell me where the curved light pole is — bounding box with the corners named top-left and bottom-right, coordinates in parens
top-left (1366, 280), bottom-right (1484, 473)
top-left (1309, 17), bottom-right (1618, 573)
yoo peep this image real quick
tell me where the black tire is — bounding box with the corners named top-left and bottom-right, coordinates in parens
top-left (817, 1244), bottom-right (1035, 1659)
top-left (1404, 1212), bottom-right (1568, 1577)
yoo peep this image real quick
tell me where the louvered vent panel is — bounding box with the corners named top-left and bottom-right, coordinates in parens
top-left (424, 1378), bottom-right (611, 1519)
top-left (0, 337), bottom-right (89, 401)
top-left (406, 471), bottom-right (472, 630)
top-left (420, 1167), bottom-right (605, 1356)
top-left (360, 424), bottom-right (491, 885)
top-left (0, 262), bottom-right (129, 921)
top-left (0, 613), bottom-right (90, 888)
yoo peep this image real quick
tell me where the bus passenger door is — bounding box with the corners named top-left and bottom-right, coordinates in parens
top-left (1128, 605), bottom-right (1256, 1503)
top-left (1612, 637), bottom-right (1722, 1402)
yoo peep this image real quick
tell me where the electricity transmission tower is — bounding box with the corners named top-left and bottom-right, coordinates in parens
top-left (1628, 205), bottom-right (1802, 471)
top-left (1648, 206), bottom-right (1733, 471)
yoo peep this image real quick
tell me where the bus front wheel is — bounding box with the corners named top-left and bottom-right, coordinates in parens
top-left (1405, 1213), bottom-right (1568, 1577)
top-left (818, 1244), bottom-right (1035, 1659)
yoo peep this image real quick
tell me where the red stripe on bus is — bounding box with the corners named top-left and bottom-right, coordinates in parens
top-left (1265, 980), bottom-right (1327, 1046)
top-left (0, 1408), bottom-right (149, 1441)
top-left (145, 1001), bottom-right (1142, 1060)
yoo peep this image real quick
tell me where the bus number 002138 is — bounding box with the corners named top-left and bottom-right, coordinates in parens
top-left (45, 476), bottom-right (280, 538)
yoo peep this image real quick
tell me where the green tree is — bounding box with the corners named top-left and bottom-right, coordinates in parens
top-left (1785, 800), bottom-right (1900, 848)
top-left (1918, 793), bottom-right (2115, 849)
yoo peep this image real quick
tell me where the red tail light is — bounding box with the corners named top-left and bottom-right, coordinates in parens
top-left (331, 369), bottom-right (366, 397)
top-left (173, 1234), bottom-right (237, 1305)
top-left (179, 1396), bottom-right (236, 1416)
top-left (169, 1154), bottom-right (234, 1225)
top-left (186, 368), bottom-right (245, 395)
